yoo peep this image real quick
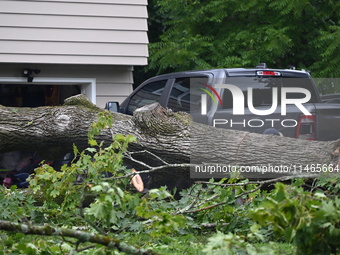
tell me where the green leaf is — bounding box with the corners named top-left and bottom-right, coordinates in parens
top-left (86, 147), bottom-right (97, 153)
top-left (116, 211), bottom-right (125, 219)
top-left (86, 203), bottom-right (107, 219)
top-left (88, 139), bottom-right (98, 146)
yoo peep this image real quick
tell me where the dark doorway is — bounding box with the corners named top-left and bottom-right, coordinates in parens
top-left (0, 84), bottom-right (81, 107)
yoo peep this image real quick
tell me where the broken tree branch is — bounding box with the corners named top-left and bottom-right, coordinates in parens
top-left (0, 220), bottom-right (158, 255)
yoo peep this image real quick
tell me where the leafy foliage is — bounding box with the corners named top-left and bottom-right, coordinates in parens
top-left (250, 180), bottom-right (340, 255)
top-left (147, 0), bottom-right (340, 84)
top-left (0, 186), bottom-right (35, 222)
top-left (0, 112), bottom-right (339, 254)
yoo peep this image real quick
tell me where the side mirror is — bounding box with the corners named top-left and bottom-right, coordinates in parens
top-left (105, 101), bottom-right (120, 112)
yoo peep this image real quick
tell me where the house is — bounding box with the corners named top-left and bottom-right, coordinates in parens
top-left (0, 0), bottom-right (149, 108)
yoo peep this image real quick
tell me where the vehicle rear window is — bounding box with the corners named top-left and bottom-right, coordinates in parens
top-left (221, 76), bottom-right (319, 109)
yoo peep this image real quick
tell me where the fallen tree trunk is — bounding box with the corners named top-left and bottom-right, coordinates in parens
top-left (0, 95), bottom-right (339, 187)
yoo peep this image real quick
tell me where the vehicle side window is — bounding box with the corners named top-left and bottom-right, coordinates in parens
top-left (167, 77), bottom-right (206, 112)
top-left (127, 80), bottom-right (167, 115)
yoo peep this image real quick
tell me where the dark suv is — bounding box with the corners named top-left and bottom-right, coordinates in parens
top-left (107, 64), bottom-right (340, 141)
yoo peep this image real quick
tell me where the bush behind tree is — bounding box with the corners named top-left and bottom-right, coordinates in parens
top-left (144, 0), bottom-right (340, 94)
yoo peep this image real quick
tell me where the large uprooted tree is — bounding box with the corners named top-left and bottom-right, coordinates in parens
top-left (0, 95), bottom-right (339, 189)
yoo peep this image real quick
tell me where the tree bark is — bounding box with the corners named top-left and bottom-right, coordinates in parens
top-left (0, 95), bottom-right (339, 186)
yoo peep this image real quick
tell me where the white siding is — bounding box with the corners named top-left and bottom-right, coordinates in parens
top-left (0, 0), bottom-right (149, 65)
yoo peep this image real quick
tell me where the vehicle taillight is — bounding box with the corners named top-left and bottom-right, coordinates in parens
top-left (296, 115), bottom-right (316, 140)
top-left (256, 71), bottom-right (281, 76)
